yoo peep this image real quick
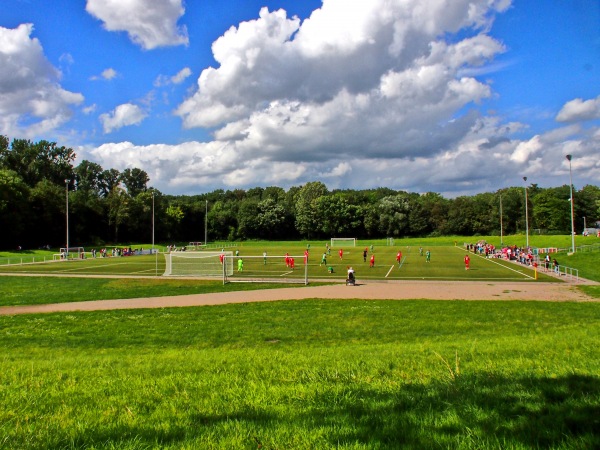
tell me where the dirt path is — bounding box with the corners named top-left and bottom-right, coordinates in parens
top-left (1, 280), bottom-right (597, 316)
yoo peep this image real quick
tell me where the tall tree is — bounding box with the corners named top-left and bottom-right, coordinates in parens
top-left (294, 181), bottom-right (328, 238)
top-left (106, 187), bottom-right (130, 241)
top-left (120, 168), bottom-right (149, 197)
top-left (377, 193), bottom-right (411, 237)
top-left (0, 139), bottom-right (75, 187)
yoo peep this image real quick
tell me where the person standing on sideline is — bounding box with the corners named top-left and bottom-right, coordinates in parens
top-left (370, 253), bottom-right (375, 268)
top-left (396, 251), bottom-right (402, 266)
top-left (544, 254), bottom-right (550, 272)
top-left (464, 254), bottom-right (470, 270)
top-left (426, 250), bottom-right (431, 262)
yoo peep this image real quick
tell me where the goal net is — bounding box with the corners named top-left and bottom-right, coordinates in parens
top-left (163, 251), bottom-right (233, 277)
top-left (330, 238), bottom-right (356, 247)
top-left (223, 255), bottom-right (308, 285)
top-left (386, 237), bottom-right (395, 246)
top-left (55, 247), bottom-right (86, 260)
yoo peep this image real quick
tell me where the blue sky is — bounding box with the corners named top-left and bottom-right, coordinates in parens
top-left (1, 0), bottom-right (599, 196)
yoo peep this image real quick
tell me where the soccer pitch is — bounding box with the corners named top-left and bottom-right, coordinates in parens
top-left (0, 242), bottom-right (551, 282)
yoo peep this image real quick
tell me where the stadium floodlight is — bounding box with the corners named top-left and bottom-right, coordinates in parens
top-left (205, 200), bottom-right (208, 246)
top-left (566, 154), bottom-right (575, 253)
top-left (151, 191), bottom-right (155, 251)
top-left (523, 176), bottom-right (529, 249)
top-left (65, 179), bottom-right (70, 259)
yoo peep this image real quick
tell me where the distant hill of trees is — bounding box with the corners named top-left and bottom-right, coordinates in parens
top-left (2, 136), bottom-right (599, 249)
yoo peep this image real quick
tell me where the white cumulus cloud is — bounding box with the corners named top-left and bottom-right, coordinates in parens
top-left (556, 95), bottom-right (600, 122)
top-left (0, 24), bottom-right (83, 138)
top-left (99, 103), bottom-right (147, 133)
top-left (86, 0), bottom-right (188, 50)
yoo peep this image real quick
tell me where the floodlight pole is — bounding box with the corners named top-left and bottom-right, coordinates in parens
top-left (205, 200), bottom-right (208, 246)
top-left (523, 177), bottom-right (529, 249)
top-left (65, 179), bottom-right (70, 259)
top-left (566, 154), bottom-right (575, 253)
top-left (151, 191), bottom-right (155, 252)
top-left (499, 193), bottom-right (503, 246)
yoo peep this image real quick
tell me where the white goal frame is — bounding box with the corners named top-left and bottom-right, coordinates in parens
top-left (223, 255), bottom-right (308, 285)
top-left (55, 247), bottom-right (86, 260)
top-left (163, 251), bottom-right (233, 277)
top-left (330, 238), bottom-right (356, 247)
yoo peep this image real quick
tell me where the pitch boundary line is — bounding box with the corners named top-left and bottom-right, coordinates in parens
top-left (474, 253), bottom-right (534, 280)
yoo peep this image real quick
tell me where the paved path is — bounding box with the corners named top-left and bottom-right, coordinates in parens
top-left (1, 280), bottom-right (596, 316)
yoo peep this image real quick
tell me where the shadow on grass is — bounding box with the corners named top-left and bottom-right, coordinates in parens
top-left (38, 374), bottom-right (599, 449)
top-left (316, 373), bottom-right (600, 448)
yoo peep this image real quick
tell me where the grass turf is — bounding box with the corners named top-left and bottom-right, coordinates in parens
top-left (0, 299), bottom-right (598, 449)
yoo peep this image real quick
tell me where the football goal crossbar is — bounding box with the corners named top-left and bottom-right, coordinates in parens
top-left (223, 255), bottom-right (308, 285)
top-left (163, 251), bottom-right (234, 277)
top-left (330, 238), bottom-right (356, 247)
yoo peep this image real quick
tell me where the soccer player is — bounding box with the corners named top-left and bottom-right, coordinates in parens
top-left (425, 250), bottom-right (431, 262)
top-left (219, 253), bottom-right (225, 265)
top-left (320, 252), bottom-right (327, 266)
top-left (263, 251), bottom-right (267, 265)
top-left (339, 248), bottom-right (343, 260)
top-left (363, 247), bottom-right (368, 262)
top-left (290, 257), bottom-right (295, 270)
top-left (396, 251), bottom-right (402, 266)
top-left (419, 247), bottom-right (423, 256)
top-left (464, 254), bottom-right (470, 270)
top-left (370, 254), bottom-right (375, 268)
top-left (285, 252), bottom-right (290, 268)
top-left (237, 258), bottom-right (243, 272)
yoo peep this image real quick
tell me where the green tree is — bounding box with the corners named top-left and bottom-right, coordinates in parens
top-left (0, 139), bottom-right (75, 186)
top-left (295, 181), bottom-right (328, 238)
top-left (29, 180), bottom-right (66, 247)
top-left (120, 168), bottom-right (149, 197)
top-left (106, 187), bottom-right (130, 242)
top-left (317, 194), bottom-right (359, 237)
top-left (0, 169), bottom-right (30, 248)
top-left (99, 169), bottom-right (120, 197)
top-left (377, 193), bottom-right (411, 237)
top-left (75, 160), bottom-right (104, 195)
top-left (532, 187), bottom-right (572, 233)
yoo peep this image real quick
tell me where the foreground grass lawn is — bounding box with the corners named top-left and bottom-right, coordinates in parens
top-left (0, 276), bottom-right (320, 307)
top-left (1, 300), bottom-right (599, 449)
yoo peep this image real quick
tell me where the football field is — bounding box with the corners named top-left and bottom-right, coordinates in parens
top-left (0, 242), bottom-right (550, 282)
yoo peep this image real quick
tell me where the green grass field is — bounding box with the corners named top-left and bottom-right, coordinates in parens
top-left (0, 241), bottom-right (555, 283)
top-left (0, 300), bottom-right (599, 449)
top-left (0, 236), bottom-right (599, 448)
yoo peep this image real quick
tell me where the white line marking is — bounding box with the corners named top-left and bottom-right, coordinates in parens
top-left (385, 265), bottom-right (394, 278)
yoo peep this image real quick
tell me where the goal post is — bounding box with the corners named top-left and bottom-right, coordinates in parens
top-left (56, 247), bottom-right (86, 260)
top-left (386, 237), bottom-right (395, 246)
top-left (223, 254), bottom-right (308, 285)
top-left (163, 251), bottom-right (233, 277)
top-left (330, 238), bottom-right (356, 247)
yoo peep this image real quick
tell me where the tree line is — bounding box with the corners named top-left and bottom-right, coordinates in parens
top-left (1, 137), bottom-right (599, 250)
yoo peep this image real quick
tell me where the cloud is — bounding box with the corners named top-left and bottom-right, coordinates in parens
top-left (86, 0), bottom-right (188, 50)
top-left (556, 95), bottom-right (600, 122)
top-left (91, 67), bottom-right (118, 81)
top-left (99, 103), bottom-right (147, 133)
top-left (81, 0), bottom-right (598, 195)
top-left (154, 67), bottom-right (192, 87)
top-left (0, 24), bottom-right (84, 138)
